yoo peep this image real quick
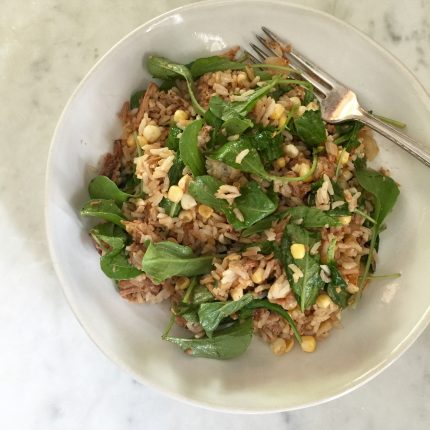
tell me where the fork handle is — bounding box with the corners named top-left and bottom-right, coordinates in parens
top-left (358, 108), bottom-right (430, 168)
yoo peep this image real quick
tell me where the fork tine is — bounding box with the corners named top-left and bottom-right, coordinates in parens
top-left (261, 26), bottom-right (340, 88)
top-left (254, 34), bottom-right (329, 96)
top-left (251, 38), bottom-right (328, 98)
top-left (243, 49), bottom-right (259, 64)
top-left (249, 42), bottom-right (270, 61)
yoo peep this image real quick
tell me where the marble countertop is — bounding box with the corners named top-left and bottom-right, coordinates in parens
top-left (1, 0), bottom-right (429, 428)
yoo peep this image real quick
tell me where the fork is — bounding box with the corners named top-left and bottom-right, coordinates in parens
top-left (250, 27), bottom-right (430, 168)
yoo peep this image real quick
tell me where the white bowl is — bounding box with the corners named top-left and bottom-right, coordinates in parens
top-left (46, 0), bottom-right (430, 412)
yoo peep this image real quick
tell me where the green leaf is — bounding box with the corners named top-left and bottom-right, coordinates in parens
top-left (159, 197), bottom-right (181, 217)
top-left (245, 299), bottom-right (302, 343)
top-left (100, 251), bottom-right (141, 280)
top-left (189, 55), bottom-right (246, 79)
top-left (326, 263), bottom-right (351, 308)
top-left (241, 241), bottom-right (278, 255)
top-left (281, 224), bottom-right (324, 310)
top-left (209, 139), bottom-right (271, 180)
top-left (223, 117), bottom-right (254, 135)
top-left (241, 206), bottom-right (340, 237)
top-left (191, 284), bottom-right (215, 304)
top-left (249, 128), bottom-right (284, 166)
top-left (174, 302), bottom-right (200, 324)
top-left (166, 124), bottom-right (182, 151)
top-left (293, 110), bottom-right (326, 147)
top-left (198, 294), bottom-right (254, 337)
top-left (188, 176), bottom-right (277, 230)
top-left (334, 121), bottom-right (363, 150)
top-left (354, 159), bottom-right (400, 227)
top-left (232, 181), bottom-right (278, 229)
top-left (90, 222), bottom-right (127, 255)
top-left (130, 90), bottom-right (145, 110)
top-left (164, 318), bottom-right (253, 360)
top-left (80, 199), bottom-right (125, 227)
top-left (354, 159), bottom-right (400, 296)
top-left (146, 56), bottom-right (205, 116)
top-left (141, 241), bottom-right (214, 284)
top-left (88, 176), bottom-right (132, 204)
top-left (168, 155), bottom-right (185, 186)
top-left (179, 119), bottom-right (206, 177)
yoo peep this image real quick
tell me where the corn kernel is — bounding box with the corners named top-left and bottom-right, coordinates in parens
top-left (289, 96), bottom-right (301, 107)
top-left (290, 243), bottom-right (306, 259)
top-left (285, 338), bottom-right (295, 353)
top-left (274, 157), bottom-right (286, 169)
top-left (179, 210), bottom-right (193, 222)
top-left (339, 215), bottom-right (352, 225)
top-left (136, 135), bottom-right (148, 148)
top-left (270, 103), bottom-right (285, 120)
top-left (231, 286), bottom-right (244, 301)
top-left (318, 320), bottom-right (333, 335)
top-left (173, 109), bottom-right (189, 123)
top-left (143, 124), bottom-right (162, 143)
top-left (297, 105), bottom-right (307, 117)
top-left (300, 335), bottom-right (317, 353)
top-left (126, 134), bottom-right (136, 148)
top-left (178, 174), bottom-right (191, 191)
top-left (176, 277), bottom-right (190, 290)
top-left (278, 115), bottom-right (287, 129)
top-left (167, 185), bottom-right (184, 203)
top-left (316, 293), bottom-right (332, 309)
top-left (285, 144), bottom-right (299, 158)
top-left (198, 204), bottom-right (214, 220)
top-left (338, 150), bottom-right (350, 165)
top-left (181, 193), bottom-right (197, 210)
top-left (251, 267), bottom-right (265, 284)
top-left (298, 163), bottom-right (310, 178)
top-left (271, 338), bottom-right (287, 356)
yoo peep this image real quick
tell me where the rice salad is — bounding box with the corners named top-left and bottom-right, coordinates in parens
top-left (80, 45), bottom-right (400, 359)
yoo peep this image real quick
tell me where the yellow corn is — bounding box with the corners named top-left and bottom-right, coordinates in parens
top-left (270, 104), bottom-right (285, 120)
top-left (143, 124), bottom-right (162, 143)
top-left (173, 109), bottom-right (189, 123)
top-left (181, 193), bottom-right (197, 210)
top-left (290, 243), bottom-right (306, 259)
top-left (167, 185), bottom-right (184, 203)
top-left (251, 267), bottom-right (265, 284)
top-left (338, 150), bottom-right (350, 165)
top-left (339, 215), bottom-right (352, 225)
top-left (176, 277), bottom-right (190, 290)
top-left (198, 204), bottom-right (214, 220)
top-left (274, 157), bottom-right (286, 169)
top-left (300, 335), bottom-right (317, 353)
top-left (316, 293), bottom-right (332, 309)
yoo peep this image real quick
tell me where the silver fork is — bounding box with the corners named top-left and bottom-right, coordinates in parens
top-left (251, 27), bottom-right (430, 168)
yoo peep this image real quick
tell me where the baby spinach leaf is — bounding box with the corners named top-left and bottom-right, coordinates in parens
top-left (179, 119), bottom-right (206, 177)
top-left (100, 251), bottom-right (141, 280)
top-left (90, 222), bottom-right (127, 255)
top-left (164, 318), bottom-right (253, 360)
top-left (326, 263), bottom-right (351, 308)
top-left (130, 90), bottom-right (145, 110)
top-left (249, 128), bottom-right (284, 166)
top-left (88, 176), bottom-right (132, 204)
top-left (189, 55), bottom-right (246, 79)
top-left (232, 181), bottom-right (278, 229)
top-left (285, 206), bottom-right (341, 228)
top-left (166, 124), bottom-right (182, 151)
top-left (191, 284), bottom-right (215, 304)
top-left (188, 175), bottom-right (230, 214)
top-left (141, 241), bottom-right (214, 284)
top-left (147, 56), bottom-right (205, 115)
top-left (159, 197), bottom-right (181, 217)
top-left (209, 139), bottom-right (271, 180)
top-left (223, 117), bottom-right (254, 135)
top-left (354, 159), bottom-right (400, 227)
top-left (198, 294), bottom-right (254, 337)
top-left (245, 299), bottom-right (302, 343)
top-left (354, 159), bottom-right (400, 297)
top-left (174, 302), bottom-right (200, 324)
top-left (241, 241), bottom-right (278, 255)
top-left (241, 213), bottom-right (280, 237)
top-left (168, 155), bottom-right (185, 186)
top-left (303, 88), bottom-right (315, 105)
top-left (281, 224), bottom-right (323, 310)
top-left (188, 177), bottom-right (276, 230)
top-left (293, 110), bottom-right (326, 147)
top-left (335, 120), bottom-right (363, 150)
top-left (80, 199), bottom-right (125, 227)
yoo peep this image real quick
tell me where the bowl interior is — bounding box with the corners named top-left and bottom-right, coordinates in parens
top-left (46, 0), bottom-right (430, 412)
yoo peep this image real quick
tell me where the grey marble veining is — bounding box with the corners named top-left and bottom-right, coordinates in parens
top-left (0, 0), bottom-right (429, 429)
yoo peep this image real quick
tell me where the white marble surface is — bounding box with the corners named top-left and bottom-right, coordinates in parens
top-left (1, 0), bottom-right (429, 428)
